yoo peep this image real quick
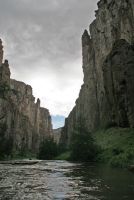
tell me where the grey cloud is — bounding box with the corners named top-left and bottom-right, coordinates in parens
top-left (0, 0), bottom-right (98, 67)
top-left (0, 0), bottom-right (98, 116)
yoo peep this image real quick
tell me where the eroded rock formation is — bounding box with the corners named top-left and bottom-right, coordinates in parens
top-left (0, 41), bottom-right (52, 155)
top-left (61, 0), bottom-right (134, 145)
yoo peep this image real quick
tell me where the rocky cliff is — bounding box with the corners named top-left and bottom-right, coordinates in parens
top-left (61, 0), bottom-right (134, 145)
top-left (0, 41), bottom-right (52, 156)
top-left (53, 128), bottom-right (62, 144)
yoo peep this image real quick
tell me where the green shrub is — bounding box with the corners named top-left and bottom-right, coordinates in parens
top-left (109, 154), bottom-right (129, 168)
top-left (38, 138), bottom-right (58, 160)
top-left (70, 122), bottom-right (98, 162)
top-left (94, 128), bottom-right (134, 167)
top-left (112, 147), bottom-right (124, 155)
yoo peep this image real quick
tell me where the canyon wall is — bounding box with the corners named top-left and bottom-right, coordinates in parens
top-left (61, 0), bottom-right (134, 145)
top-left (53, 128), bottom-right (62, 144)
top-left (0, 42), bottom-right (52, 155)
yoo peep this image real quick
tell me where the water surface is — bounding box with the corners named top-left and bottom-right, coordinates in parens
top-left (0, 160), bottom-right (134, 199)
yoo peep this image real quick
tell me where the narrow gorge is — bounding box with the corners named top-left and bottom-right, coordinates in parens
top-left (0, 1), bottom-right (134, 199)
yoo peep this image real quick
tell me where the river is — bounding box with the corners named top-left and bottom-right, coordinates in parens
top-left (0, 160), bottom-right (134, 200)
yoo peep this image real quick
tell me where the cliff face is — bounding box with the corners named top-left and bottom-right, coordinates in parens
top-left (0, 42), bottom-right (52, 155)
top-left (53, 128), bottom-right (62, 144)
top-left (103, 39), bottom-right (134, 128)
top-left (61, 0), bottom-right (134, 145)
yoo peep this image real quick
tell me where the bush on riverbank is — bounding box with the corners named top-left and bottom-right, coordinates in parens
top-left (94, 128), bottom-right (134, 168)
top-left (70, 123), bottom-right (98, 162)
top-left (38, 138), bottom-right (58, 160)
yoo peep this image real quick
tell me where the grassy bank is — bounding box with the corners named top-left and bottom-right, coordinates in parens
top-left (55, 127), bottom-right (134, 168)
top-left (94, 127), bottom-right (134, 168)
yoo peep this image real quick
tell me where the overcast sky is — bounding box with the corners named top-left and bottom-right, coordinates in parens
top-left (0, 0), bottom-right (98, 128)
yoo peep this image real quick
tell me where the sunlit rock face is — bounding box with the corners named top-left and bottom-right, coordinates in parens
top-left (61, 0), bottom-right (134, 145)
top-left (0, 40), bottom-right (53, 154)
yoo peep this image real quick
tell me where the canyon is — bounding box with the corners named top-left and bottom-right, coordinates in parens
top-left (0, 0), bottom-right (134, 156)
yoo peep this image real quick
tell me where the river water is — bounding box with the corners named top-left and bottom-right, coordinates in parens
top-left (0, 160), bottom-right (134, 200)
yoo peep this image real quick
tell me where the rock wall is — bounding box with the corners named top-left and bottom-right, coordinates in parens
top-left (53, 128), bottom-right (62, 144)
top-left (103, 39), bottom-right (134, 127)
top-left (0, 41), bottom-right (53, 155)
top-left (61, 0), bottom-right (134, 145)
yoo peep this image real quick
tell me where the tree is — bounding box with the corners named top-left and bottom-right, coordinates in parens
top-left (38, 138), bottom-right (58, 160)
top-left (70, 120), bottom-right (98, 162)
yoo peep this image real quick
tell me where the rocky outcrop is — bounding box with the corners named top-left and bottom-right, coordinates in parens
top-left (0, 40), bottom-right (53, 155)
top-left (0, 60), bottom-right (10, 87)
top-left (61, 0), bottom-right (134, 145)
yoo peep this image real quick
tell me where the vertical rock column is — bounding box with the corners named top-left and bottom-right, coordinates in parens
top-left (0, 39), bottom-right (3, 65)
top-left (81, 30), bottom-right (100, 130)
top-left (0, 60), bottom-right (11, 86)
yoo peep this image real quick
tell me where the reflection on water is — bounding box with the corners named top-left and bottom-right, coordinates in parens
top-left (0, 160), bottom-right (134, 200)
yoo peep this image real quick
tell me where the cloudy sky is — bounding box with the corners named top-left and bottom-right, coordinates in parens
top-left (0, 0), bottom-right (98, 128)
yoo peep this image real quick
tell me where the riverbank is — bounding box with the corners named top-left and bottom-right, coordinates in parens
top-left (56, 127), bottom-right (134, 169)
top-left (1, 127), bottom-right (134, 169)
top-left (94, 127), bottom-right (134, 168)
top-left (0, 160), bottom-right (40, 165)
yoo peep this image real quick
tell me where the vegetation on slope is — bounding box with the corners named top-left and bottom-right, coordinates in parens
top-left (56, 124), bottom-right (134, 169)
top-left (94, 127), bottom-right (134, 168)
